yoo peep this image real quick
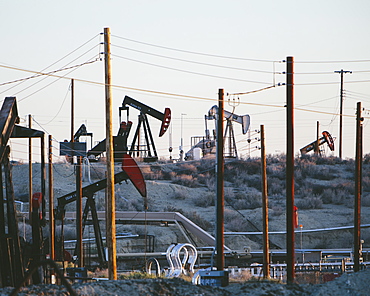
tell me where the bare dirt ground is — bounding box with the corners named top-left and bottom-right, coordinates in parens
top-left (2, 269), bottom-right (370, 295)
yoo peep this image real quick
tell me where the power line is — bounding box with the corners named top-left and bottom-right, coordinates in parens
top-left (0, 44), bottom-right (100, 98)
top-left (110, 34), bottom-right (278, 63)
top-left (18, 56), bottom-right (99, 102)
top-left (0, 34), bottom-right (100, 94)
top-left (296, 95), bottom-right (339, 108)
top-left (111, 43), bottom-right (280, 74)
top-left (293, 80), bottom-right (370, 86)
top-left (227, 85), bottom-right (280, 96)
top-left (111, 53), bottom-right (273, 85)
top-left (289, 70), bottom-right (370, 75)
top-left (2, 61), bottom-right (370, 117)
top-left (42, 83), bottom-right (71, 125)
top-left (13, 44), bottom-right (101, 97)
top-left (0, 59), bottom-right (99, 88)
top-left (294, 59), bottom-right (370, 64)
top-left (345, 90), bottom-right (370, 100)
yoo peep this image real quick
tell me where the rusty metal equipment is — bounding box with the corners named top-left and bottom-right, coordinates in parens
top-left (300, 131), bottom-right (335, 155)
top-left (0, 98), bottom-right (23, 287)
top-left (0, 97), bottom-right (46, 288)
top-left (54, 154), bottom-right (147, 267)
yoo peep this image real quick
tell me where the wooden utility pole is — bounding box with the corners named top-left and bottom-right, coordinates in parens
top-left (216, 88), bottom-right (225, 271)
top-left (261, 125), bottom-right (270, 279)
top-left (104, 27), bottom-right (117, 280)
top-left (334, 69), bottom-right (352, 159)
top-left (48, 135), bottom-right (55, 261)
top-left (41, 135), bottom-right (46, 220)
top-left (315, 121), bottom-right (320, 155)
top-left (28, 114), bottom-right (33, 221)
top-left (354, 101), bottom-right (363, 272)
top-left (76, 155), bottom-right (83, 267)
top-left (286, 56), bottom-right (295, 283)
top-left (71, 79), bottom-right (74, 142)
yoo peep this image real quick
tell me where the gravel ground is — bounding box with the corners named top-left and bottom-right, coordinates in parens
top-left (2, 269), bottom-right (369, 296)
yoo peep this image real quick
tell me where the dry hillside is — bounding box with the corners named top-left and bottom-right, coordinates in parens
top-left (10, 153), bottom-right (370, 253)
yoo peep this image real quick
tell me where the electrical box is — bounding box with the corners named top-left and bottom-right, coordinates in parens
top-left (198, 270), bottom-right (229, 287)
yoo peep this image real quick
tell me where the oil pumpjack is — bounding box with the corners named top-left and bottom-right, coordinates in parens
top-left (300, 131), bottom-right (335, 155)
top-left (185, 105), bottom-right (250, 160)
top-left (87, 96), bottom-right (171, 162)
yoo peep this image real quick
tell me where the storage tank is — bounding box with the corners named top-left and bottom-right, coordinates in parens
top-left (193, 147), bottom-right (202, 160)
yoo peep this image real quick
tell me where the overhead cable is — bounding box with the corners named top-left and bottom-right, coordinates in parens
top-left (18, 56), bottom-right (99, 101)
top-left (42, 83), bottom-right (71, 125)
top-left (294, 59), bottom-right (370, 64)
top-left (0, 59), bottom-right (99, 88)
top-left (2, 62), bottom-right (368, 117)
top-left (111, 54), bottom-right (273, 85)
top-left (227, 85), bottom-right (280, 96)
top-left (111, 44), bottom-right (280, 74)
top-left (294, 80), bottom-right (370, 86)
top-left (12, 44), bottom-right (101, 97)
top-left (111, 34), bottom-right (278, 63)
top-left (345, 90), bottom-right (370, 99)
top-left (110, 34), bottom-right (370, 64)
top-left (0, 35), bottom-right (100, 94)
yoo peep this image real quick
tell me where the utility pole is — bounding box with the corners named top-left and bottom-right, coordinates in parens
top-left (104, 27), bottom-right (117, 280)
top-left (354, 101), bottom-right (363, 272)
top-left (261, 125), bottom-right (270, 279)
top-left (334, 69), bottom-right (352, 159)
top-left (48, 135), bottom-right (55, 261)
top-left (286, 56), bottom-right (295, 283)
top-left (76, 155), bottom-right (83, 267)
top-left (180, 113), bottom-right (186, 161)
top-left (216, 88), bottom-right (225, 271)
top-left (315, 121), bottom-right (320, 155)
top-left (28, 115), bottom-right (32, 222)
top-left (71, 79), bottom-right (74, 142)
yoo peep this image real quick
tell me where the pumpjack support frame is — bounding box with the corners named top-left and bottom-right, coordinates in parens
top-left (55, 154), bottom-right (147, 266)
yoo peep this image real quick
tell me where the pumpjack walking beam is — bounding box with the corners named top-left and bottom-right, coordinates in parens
top-left (121, 95), bottom-right (171, 161)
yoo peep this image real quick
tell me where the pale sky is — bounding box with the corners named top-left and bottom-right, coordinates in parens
top-left (1, 0), bottom-right (369, 161)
